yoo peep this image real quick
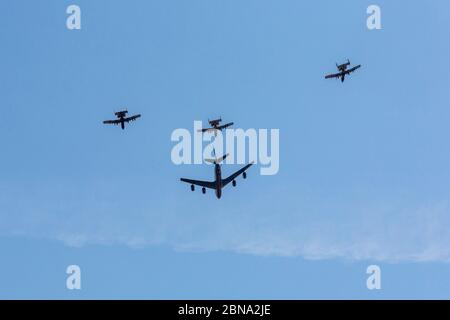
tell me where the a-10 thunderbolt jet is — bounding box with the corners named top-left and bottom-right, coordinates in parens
top-left (103, 110), bottom-right (141, 130)
top-left (325, 60), bottom-right (361, 83)
top-left (197, 117), bottom-right (234, 136)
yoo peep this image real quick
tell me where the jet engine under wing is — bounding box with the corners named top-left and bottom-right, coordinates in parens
top-left (222, 162), bottom-right (254, 187)
top-left (180, 178), bottom-right (216, 189)
top-left (124, 114), bottom-right (141, 123)
top-left (103, 119), bottom-right (121, 125)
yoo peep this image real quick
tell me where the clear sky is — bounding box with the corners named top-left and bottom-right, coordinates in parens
top-left (1, 0), bottom-right (450, 299)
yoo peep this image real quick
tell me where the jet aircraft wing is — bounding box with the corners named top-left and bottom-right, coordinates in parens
top-left (217, 122), bottom-right (234, 130)
top-left (222, 162), bottom-right (254, 187)
top-left (103, 119), bottom-right (121, 125)
top-left (124, 114), bottom-right (141, 123)
top-left (325, 72), bottom-right (343, 79)
top-left (198, 127), bottom-right (216, 133)
top-left (180, 178), bottom-right (216, 189)
top-left (344, 65), bottom-right (361, 75)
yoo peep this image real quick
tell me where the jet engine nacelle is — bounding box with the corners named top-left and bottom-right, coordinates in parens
top-left (243, 172), bottom-right (247, 179)
top-left (202, 187), bottom-right (206, 194)
top-left (232, 180), bottom-right (236, 187)
top-left (191, 185), bottom-right (195, 191)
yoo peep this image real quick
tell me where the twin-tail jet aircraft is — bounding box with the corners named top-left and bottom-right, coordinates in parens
top-left (197, 118), bottom-right (234, 136)
top-left (325, 60), bottom-right (361, 83)
top-left (180, 150), bottom-right (253, 199)
top-left (103, 110), bottom-right (141, 130)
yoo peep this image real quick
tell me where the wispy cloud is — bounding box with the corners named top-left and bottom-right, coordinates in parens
top-left (1, 180), bottom-right (450, 263)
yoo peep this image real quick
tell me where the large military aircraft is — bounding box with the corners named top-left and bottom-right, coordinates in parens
top-left (180, 151), bottom-right (253, 199)
top-left (325, 60), bottom-right (361, 83)
top-left (103, 110), bottom-right (141, 130)
top-left (198, 118), bottom-right (234, 136)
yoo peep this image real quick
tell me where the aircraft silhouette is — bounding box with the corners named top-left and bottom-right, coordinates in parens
top-left (198, 117), bottom-right (234, 136)
top-left (325, 60), bottom-right (361, 83)
top-left (180, 150), bottom-right (253, 199)
top-left (103, 110), bottom-right (141, 130)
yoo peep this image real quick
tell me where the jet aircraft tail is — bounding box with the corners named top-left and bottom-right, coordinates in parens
top-left (205, 152), bottom-right (229, 164)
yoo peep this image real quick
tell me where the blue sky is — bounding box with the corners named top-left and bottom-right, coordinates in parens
top-left (1, 0), bottom-right (450, 299)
